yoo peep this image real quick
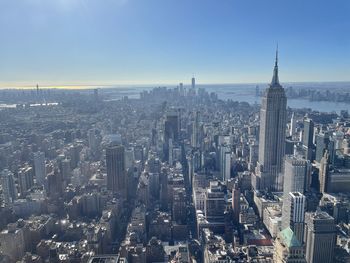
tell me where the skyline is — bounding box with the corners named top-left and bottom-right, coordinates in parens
top-left (0, 0), bottom-right (349, 86)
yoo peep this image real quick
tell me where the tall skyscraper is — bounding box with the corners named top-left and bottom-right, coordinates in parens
top-left (125, 147), bottom-right (135, 171)
top-left (164, 110), bottom-right (180, 143)
top-left (18, 165), bottom-right (34, 197)
top-left (220, 145), bottom-right (231, 182)
top-left (319, 150), bottom-right (329, 194)
top-left (179, 82), bottom-right (184, 96)
top-left (164, 109), bottom-right (180, 162)
top-left (290, 112), bottom-right (296, 136)
top-left (315, 132), bottom-right (329, 163)
top-left (191, 77), bottom-right (195, 90)
top-left (282, 192), bottom-right (306, 243)
top-left (0, 169), bottom-right (17, 206)
top-left (47, 167), bottom-right (63, 198)
top-left (249, 142), bottom-right (259, 171)
top-left (303, 117), bottom-right (315, 161)
top-left (232, 181), bottom-right (241, 223)
top-left (106, 145), bottom-right (126, 196)
top-left (282, 156), bottom-right (310, 243)
top-left (255, 49), bottom-right (287, 191)
top-left (191, 111), bottom-right (200, 148)
top-left (59, 158), bottom-right (71, 181)
top-left (304, 210), bottom-right (336, 263)
top-left (88, 129), bottom-right (99, 153)
top-left (303, 118), bottom-right (314, 148)
top-left (160, 167), bottom-right (169, 211)
top-left (33, 151), bottom-right (46, 186)
top-left (283, 155), bottom-right (312, 194)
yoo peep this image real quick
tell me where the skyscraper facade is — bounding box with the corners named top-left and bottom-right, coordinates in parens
top-left (220, 145), bottom-right (231, 182)
top-left (106, 145), bottom-right (126, 196)
top-left (164, 110), bottom-right (180, 143)
top-left (290, 112), bottom-right (296, 136)
top-left (33, 151), bottom-right (46, 186)
top-left (303, 118), bottom-right (314, 148)
top-left (319, 150), bottom-right (329, 194)
top-left (303, 118), bottom-right (315, 161)
top-left (315, 132), bottom-right (329, 163)
top-left (204, 181), bottom-right (225, 222)
top-left (283, 155), bottom-right (312, 195)
top-left (255, 50), bottom-right (287, 191)
top-left (304, 210), bottom-right (336, 263)
top-left (282, 192), bottom-right (306, 243)
top-left (18, 165), bottom-right (34, 197)
top-left (191, 111), bottom-right (200, 148)
top-left (0, 169), bottom-right (17, 206)
top-left (232, 182), bottom-right (241, 224)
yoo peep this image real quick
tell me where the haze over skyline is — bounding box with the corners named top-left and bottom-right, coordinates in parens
top-left (0, 0), bottom-right (349, 87)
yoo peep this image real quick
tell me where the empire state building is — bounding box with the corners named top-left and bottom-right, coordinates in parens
top-left (254, 49), bottom-right (287, 192)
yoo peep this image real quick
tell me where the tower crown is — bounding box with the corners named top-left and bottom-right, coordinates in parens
top-left (270, 46), bottom-right (281, 87)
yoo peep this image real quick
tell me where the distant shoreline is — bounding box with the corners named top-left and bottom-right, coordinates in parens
top-left (0, 81), bottom-right (349, 90)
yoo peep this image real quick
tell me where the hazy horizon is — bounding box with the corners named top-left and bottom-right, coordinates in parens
top-left (1, 80), bottom-right (350, 90)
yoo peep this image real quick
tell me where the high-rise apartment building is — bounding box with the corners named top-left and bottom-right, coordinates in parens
top-left (255, 50), bottom-right (287, 191)
top-left (0, 169), bottom-right (17, 206)
top-left (18, 165), bottom-right (34, 197)
top-left (47, 168), bottom-right (63, 198)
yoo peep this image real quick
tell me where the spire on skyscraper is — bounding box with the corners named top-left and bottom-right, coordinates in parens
top-left (271, 45), bottom-right (280, 87)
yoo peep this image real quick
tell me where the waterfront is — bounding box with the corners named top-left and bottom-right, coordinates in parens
top-left (1, 82), bottom-right (350, 113)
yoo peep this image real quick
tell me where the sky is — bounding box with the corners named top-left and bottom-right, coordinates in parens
top-left (0, 0), bottom-right (349, 87)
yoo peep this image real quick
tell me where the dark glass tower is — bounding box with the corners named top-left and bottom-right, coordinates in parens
top-left (106, 145), bottom-right (126, 196)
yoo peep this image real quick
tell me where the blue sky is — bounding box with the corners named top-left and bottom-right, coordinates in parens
top-left (0, 0), bottom-right (349, 86)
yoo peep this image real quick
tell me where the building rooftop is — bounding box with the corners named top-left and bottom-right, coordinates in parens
top-left (87, 255), bottom-right (119, 263)
top-left (279, 227), bottom-right (301, 248)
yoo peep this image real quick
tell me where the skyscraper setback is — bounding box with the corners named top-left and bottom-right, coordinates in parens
top-left (255, 49), bottom-right (287, 191)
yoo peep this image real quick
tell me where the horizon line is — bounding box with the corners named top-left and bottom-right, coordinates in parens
top-left (0, 80), bottom-right (350, 90)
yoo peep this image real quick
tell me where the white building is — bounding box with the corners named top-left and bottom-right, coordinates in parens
top-left (282, 192), bottom-right (305, 243)
top-left (220, 145), bottom-right (231, 182)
